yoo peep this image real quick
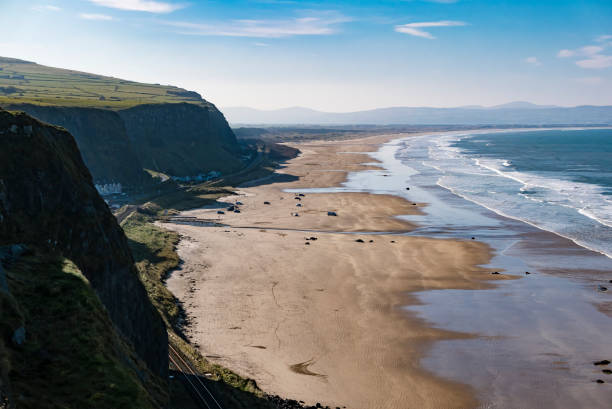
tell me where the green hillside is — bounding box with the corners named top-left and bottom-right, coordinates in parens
top-left (0, 57), bottom-right (205, 109)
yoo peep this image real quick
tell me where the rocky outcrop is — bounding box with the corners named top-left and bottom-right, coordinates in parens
top-left (119, 102), bottom-right (243, 177)
top-left (0, 109), bottom-right (167, 377)
top-left (2, 104), bottom-right (151, 188)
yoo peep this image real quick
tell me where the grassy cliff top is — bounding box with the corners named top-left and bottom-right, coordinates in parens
top-left (0, 57), bottom-right (207, 110)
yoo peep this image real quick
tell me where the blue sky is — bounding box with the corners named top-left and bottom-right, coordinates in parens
top-left (1, 0), bottom-right (611, 111)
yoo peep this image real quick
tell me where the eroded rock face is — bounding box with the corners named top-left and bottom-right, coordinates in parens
top-left (119, 102), bottom-right (243, 177)
top-left (2, 104), bottom-right (151, 188)
top-left (4, 102), bottom-right (245, 188)
top-left (0, 109), bottom-right (167, 377)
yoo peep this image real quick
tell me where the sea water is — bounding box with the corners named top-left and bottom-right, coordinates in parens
top-left (422, 128), bottom-right (612, 258)
top-left (387, 129), bottom-right (612, 408)
top-left (286, 128), bottom-right (612, 408)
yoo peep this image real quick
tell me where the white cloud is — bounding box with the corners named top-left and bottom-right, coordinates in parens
top-left (558, 40), bottom-right (611, 69)
top-left (89, 0), bottom-right (184, 13)
top-left (165, 14), bottom-right (350, 38)
top-left (80, 13), bottom-right (114, 21)
top-left (395, 20), bottom-right (466, 39)
top-left (576, 54), bottom-right (612, 69)
top-left (596, 35), bottom-right (612, 43)
top-left (525, 56), bottom-right (541, 66)
top-left (580, 45), bottom-right (604, 56)
top-left (254, 42), bottom-right (269, 47)
top-left (32, 5), bottom-right (61, 12)
top-left (558, 45), bottom-right (602, 58)
top-left (576, 76), bottom-right (603, 85)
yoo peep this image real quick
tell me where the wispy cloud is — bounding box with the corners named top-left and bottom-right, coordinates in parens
top-left (254, 42), bottom-right (270, 47)
top-left (576, 55), bottom-right (612, 69)
top-left (525, 56), bottom-right (541, 66)
top-left (576, 76), bottom-right (603, 85)
top-left (164, 13), bottom-right (351, 38)
top-left (89, 0), bottom-right (184, 14)
top-left (32, 5), bottom-right (61, 12)
top-left (80, 13), bottom-right (114, 21)
top-left (558, 39), bottom-right (612, 69)
top-left (394, 20), bottom-right (466, 39)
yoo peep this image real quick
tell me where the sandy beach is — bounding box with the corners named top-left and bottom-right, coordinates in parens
top-left (162, 134), bottom-right (514, 409)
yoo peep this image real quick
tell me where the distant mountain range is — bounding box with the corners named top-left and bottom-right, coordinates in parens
top-left (223, 102), bottom-right (612, 125)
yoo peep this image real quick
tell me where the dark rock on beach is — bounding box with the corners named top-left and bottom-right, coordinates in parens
top-left (266, 394), bottom-right (335, 409)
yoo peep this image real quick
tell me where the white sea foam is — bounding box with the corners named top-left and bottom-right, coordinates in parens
top-left (402, 129), bottom-right (612, 258)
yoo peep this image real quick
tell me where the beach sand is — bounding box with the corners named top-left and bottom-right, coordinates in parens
top-left (163, 134), bottom-right (512, 409)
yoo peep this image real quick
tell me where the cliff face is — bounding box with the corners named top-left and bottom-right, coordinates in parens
top-left (0, 109), bottom-right (167, 377)
top-left (3, 104), bottom-right (151, 188)
top-left (119, 103), bottom-right (243, 177)
top-left (2, 102), bottom-right (245, 187)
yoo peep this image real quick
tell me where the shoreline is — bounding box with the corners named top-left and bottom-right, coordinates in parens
top-left (161, 132), bottom-right (509, 409)
top-left (421, 128), bottom-right (612, 259)
top-left (162, 129), bottom-right (611, 409)
top-left (364, 132), bottom-right (612, 408)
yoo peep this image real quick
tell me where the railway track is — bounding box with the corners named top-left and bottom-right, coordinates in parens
top-left (169, 344), bottom-right (223, 409)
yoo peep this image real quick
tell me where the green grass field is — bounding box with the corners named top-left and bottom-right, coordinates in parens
top-left (0, 57), bottom-right (206, 109)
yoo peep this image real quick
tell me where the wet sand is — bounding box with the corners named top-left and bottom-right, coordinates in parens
top-left (341, 134), bottom-right (612, 409)
top-left (162, 134), bottom-right (513, 409)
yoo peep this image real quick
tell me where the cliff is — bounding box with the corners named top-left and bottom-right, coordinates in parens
top-left (0, 57), bottom-right (246, 189)
top-left (0, 254), bottom-right (164, 408)
top-left (119, 102), bottom-right (243, 177)
top-left (3, 104), bottom-right (151, 188)
top-left (0, 109), bottom-right (167, 378)
top-left (1, 102), bottom-right (244, 187)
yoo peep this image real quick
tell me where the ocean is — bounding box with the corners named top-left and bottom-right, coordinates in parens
top-left (285, 129), bottom-right (612, 408)
top-left (405, 128), bottom-right (612, 258)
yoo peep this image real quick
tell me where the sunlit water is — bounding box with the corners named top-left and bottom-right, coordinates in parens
top-left (286, 129), bottom-right (612, 408)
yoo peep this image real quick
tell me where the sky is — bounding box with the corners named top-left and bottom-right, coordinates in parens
top-left (0, 0), bottom-right (611, 111)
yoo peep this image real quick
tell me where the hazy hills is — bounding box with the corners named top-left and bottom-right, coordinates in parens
top-left (224, 103), bottom-right (612, 125)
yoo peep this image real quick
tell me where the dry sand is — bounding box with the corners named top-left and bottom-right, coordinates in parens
top-left (163, 134), bottom-right (511, 409)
